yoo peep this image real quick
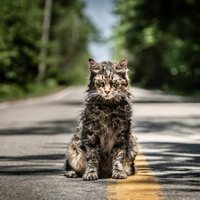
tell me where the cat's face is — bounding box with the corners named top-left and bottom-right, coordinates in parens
top-left (88, 59), bottom-right (130, 100)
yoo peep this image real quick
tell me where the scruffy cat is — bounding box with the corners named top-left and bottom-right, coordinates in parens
top-left (64, 58), bottom-right (137, 181)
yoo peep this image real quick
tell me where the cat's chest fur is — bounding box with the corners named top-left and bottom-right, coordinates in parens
top-left (84, 100), bottom-right (131, 153)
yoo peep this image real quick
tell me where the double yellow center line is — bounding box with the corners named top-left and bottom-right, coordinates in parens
top-left (108, 149), bottom-right (163, 200)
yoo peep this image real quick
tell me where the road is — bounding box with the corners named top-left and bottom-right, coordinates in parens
top-left (0, 86), bottom-right (199, 200)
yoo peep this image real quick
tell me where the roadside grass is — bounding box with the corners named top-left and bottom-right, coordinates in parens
top-left (0, 72), bottom-right (87, 103)
top-left (0, 80), bottom-right (65, 102)
top-left (162, 88), bottom-right (200, 100)
top-left (133, 83), bottom-right (200, 100)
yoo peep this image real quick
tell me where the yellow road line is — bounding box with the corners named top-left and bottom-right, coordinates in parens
top-left (108, 149), bottom-right (163, 200)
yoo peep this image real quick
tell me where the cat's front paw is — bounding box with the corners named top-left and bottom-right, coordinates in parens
top-left (112, 170), bottom-right (127, 179)
top-left (83, 171), bottom-right (98, 181)
top-left (64, 170), bottom-right (78, 178)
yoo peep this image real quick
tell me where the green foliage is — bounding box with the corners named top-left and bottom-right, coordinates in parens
top-left (114, 0), bottom-right (200, 92)
top-left (0, 0), bottom-right (96, 100)
top-left (48, 0), bottom-right (96, 83)
top-left (0, 84), bottom-right (25, 100)
top-left (0, 80), bottom-right (60, 102)
top-left (0, 0), bottom-right (42, 85)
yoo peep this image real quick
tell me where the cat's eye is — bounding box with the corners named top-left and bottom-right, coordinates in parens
top-left (97, 80), bottom-right (105, 86)
top-left (111, 80), bottom-right (120, 85)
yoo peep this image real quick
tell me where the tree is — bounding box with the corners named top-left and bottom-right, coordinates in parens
top-left (114, 0), bottom-right (200, 92)
top-left (0, 0), bottom-right (42, 86)
top-left (38, 0), bottom-right (53, 82)
top-left (0, 0), bottom-right (96, 94)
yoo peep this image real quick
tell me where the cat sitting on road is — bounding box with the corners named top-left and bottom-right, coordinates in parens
top-left (64, 58), bottom-right (137, 181)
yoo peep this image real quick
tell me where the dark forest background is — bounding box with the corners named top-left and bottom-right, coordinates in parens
top-left (0, 0), bottom-right (199, 101)
top-left (114, 0), bottom-right (200, 96)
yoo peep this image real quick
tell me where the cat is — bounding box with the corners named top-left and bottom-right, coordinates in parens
top-left (64, 58), bottom-right (137, 181)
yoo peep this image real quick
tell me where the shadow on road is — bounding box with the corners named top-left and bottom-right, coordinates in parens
top-left (0, 152), bottom-right (66, 176)
top-left (136, 116), bottom-right (200, 135)
top-left (136, 117), bottom-right (200, 194)
top-left (141, 142), bottom-right (200, 185)
top-left (0, 119), bottom-right (76, 176)
top-left (0, 120), bottom-right (77, 136)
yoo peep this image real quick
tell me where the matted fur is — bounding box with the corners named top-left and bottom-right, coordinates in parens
top-left (64, 58), bottom-right (137, 180)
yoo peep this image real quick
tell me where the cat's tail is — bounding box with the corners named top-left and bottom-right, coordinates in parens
top-left (64, 135), bottom-right (86, 177)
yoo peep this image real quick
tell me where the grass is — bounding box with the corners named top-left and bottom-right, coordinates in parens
top-left (0, 80), bottom-right (65, 103)
top-left (133, 82), bottom-right (200, 100)
top-left (161, 87), bottom-right (200, 100)
top-left (0, 67), bottom-right (88, 103)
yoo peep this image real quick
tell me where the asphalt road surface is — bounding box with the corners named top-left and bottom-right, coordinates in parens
top-left (0, 87), bottom-right (199, 200)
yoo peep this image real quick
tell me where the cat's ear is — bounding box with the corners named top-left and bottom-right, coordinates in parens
top-left (88, 58), bottom-right (100, 73)
top-left (116, 59), bottom-right (128, 71)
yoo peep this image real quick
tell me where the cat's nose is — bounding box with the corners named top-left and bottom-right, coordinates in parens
top-left (105, 90), bottom-right (110, 94)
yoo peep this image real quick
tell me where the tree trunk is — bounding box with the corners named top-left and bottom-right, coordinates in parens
top-left (37, 0), bottom-right (53, 82)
